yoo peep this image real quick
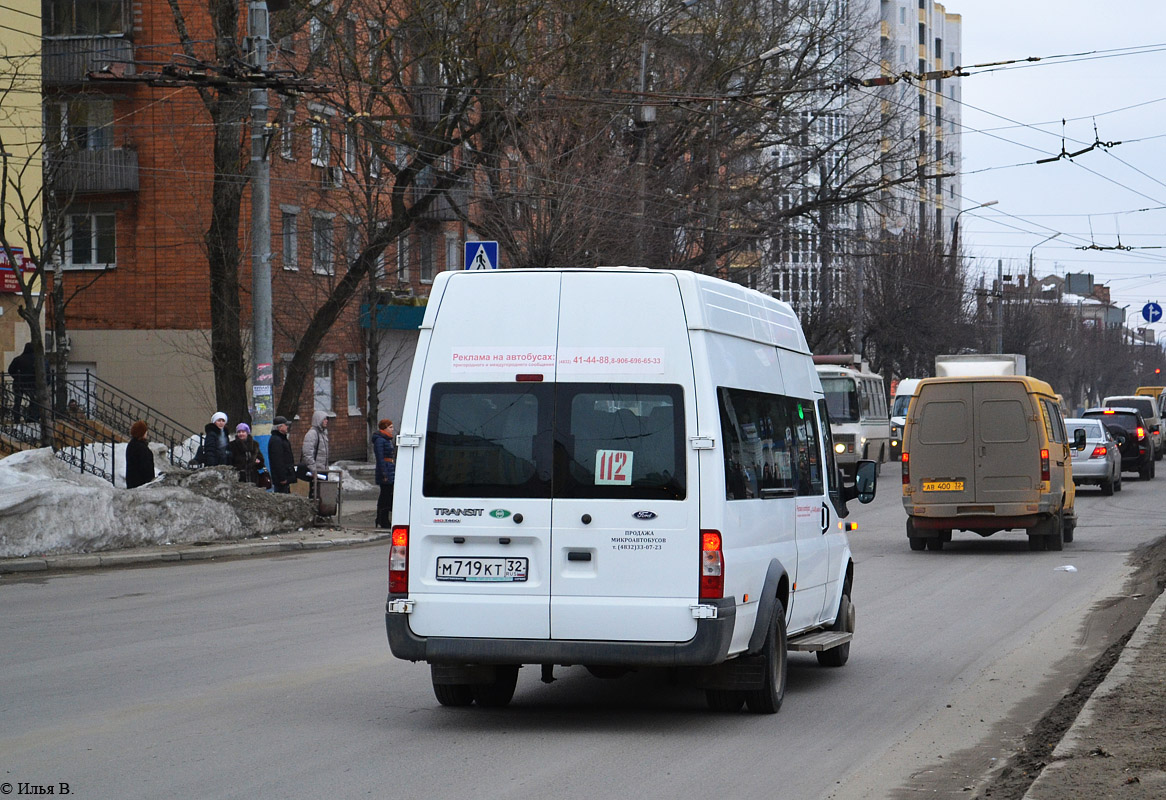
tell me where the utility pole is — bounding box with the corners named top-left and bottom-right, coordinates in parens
top-left (995, 258), bottom-right (1004, 354)
top-left (248, 1), bottom-right (274, 437)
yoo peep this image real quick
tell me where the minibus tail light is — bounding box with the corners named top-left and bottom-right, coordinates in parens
top-left (1040, 449), bottom-right (1050, 482)
top-left (902, 452), bottom-right (910, 485)
top-left (699, 530), bottom-right (723, 600)
top-left (389, 526), bottom-right (409, 594)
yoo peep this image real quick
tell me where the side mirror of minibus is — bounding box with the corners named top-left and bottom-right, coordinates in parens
top-left (842, 459), bottom-right (878, 505)
top-left (1073, 428), bottom-right (1087, 450)
top-left (853, 459), bottom-right (878, 504)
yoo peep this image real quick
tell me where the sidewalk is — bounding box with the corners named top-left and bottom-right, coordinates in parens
top-left (1023, 590), bottom-right (1166, 798)
top-left (0, 496), bottom-right (389, 574)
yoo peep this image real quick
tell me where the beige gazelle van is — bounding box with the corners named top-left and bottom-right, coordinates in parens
top-left (901, 375), bottom-right (1083, 552)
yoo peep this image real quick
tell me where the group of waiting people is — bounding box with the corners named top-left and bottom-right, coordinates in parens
top-left (124, 409), bottom-right (395, 528)
top-left (125, 409), bottom-right (333, 494)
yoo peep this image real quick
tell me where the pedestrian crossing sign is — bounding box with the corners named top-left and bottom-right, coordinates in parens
top-left (464, 241), bottom-right (499, 271)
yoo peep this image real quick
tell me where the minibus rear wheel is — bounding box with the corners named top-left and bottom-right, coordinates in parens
top-left (745, 601), bottom-right (788, 714)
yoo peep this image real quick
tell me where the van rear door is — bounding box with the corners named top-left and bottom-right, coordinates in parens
top-left (550, 271), bottom-right (699, 643)
top-left (406, 272), bottom-right (560, 640)
top-left (911, 382), bottom-right (977, 505)
top-left (974, 382), bottom-right (1037, 504)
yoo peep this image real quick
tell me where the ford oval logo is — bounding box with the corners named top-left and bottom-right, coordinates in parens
top-left (633, 511), bottom-right (657, 520)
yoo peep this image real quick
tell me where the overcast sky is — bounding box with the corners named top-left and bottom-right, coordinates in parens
top-left (954, 1), bottom-right (1166, 334)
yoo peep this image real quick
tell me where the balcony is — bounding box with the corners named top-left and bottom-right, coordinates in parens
top-left (413, 181), bottom-right (467, 222)
top-left (48, 148), bottom-right (139, 195)
top-left (43, 36), bottom-right (135, 86)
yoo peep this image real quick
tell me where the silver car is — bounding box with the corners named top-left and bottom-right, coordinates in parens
top-left (1066, 417), bottom-right (1122, 495)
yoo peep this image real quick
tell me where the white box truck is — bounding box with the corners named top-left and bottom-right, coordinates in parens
top-left (934, 353), bottom-right (1027, 377)
top-left (385, 268), bottom-right (878, 712)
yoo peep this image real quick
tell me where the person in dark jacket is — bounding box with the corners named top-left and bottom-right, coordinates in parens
top-left (200, 411), bottom-right (229, 466)
top-left (227, 422), bottom-right (266, 484)
top-left (372, 418), bottom-right (396, 528)
top-left (7, 342), bottom-right (36, 423)
top-left (267, 416), bottom-right (296, 493)
top-left (125, 420), bottom-right (155, 489)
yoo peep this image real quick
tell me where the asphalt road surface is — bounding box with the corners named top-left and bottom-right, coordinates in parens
top-left (2, 471), bottom-right (1162, 799)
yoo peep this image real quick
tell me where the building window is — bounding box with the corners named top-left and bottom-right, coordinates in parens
top-left (66, 213), bottom-right (116, 269)
top-left (445, 234), bottom-right (462, 271)
top-left (419, 232), bottom-right (436, 283)
top-left (899, 6), bottom-right (906, 24)
top-left (343, 15), bottom-right (357, 54)
top-left (280, 105), bottom-right (295, 159)
top-left (312, 215), bottom-right (334, 275)
top-left (46, 98), bottom-right (113, 150)
top-left (344, 121), bottom-right (357, 172)
top-left (281, 211), bottom-right (298, 270)
top-left (46, 0), bottom-right (126, 36)
top-left (347, 360), bottom-right (361, 414)
top-left (314, 361), bottom-right (334, 413)
top-left (309, 15), bottom-right (325, 54)
top-left (344, 220), bottom-right (361, 267)
top-left (310, 113), bottom-right (330, 166)
top-left (396, 233), bottom-right (410, 281)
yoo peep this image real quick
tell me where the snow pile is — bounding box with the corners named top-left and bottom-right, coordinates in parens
top-left (0, 449), bottom-right (314, 558)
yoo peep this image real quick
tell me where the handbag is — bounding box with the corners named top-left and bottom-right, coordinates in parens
top-left (296, 462), bottom-right (313, 481)
top-left (255, 470), bottom-right (272, 490)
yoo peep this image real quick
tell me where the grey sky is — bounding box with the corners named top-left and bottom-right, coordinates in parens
top-left (954, 1), bottom-right (1166, 334)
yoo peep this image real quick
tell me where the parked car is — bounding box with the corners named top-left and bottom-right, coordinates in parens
top-left (1081, 407), bottom-right (1154, 480)
top-left (1102, 395), bottom-right (1162, 461)
top-left (1065, 417), bottom-right (1122, 495)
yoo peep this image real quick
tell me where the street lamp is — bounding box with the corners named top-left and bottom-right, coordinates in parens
top-left (950, 199), bottom-right (998, 263)
top-left (1028, 232), bottom-right (1061, 280)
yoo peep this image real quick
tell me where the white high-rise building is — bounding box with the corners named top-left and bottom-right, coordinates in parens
top-left (768, 0), bottom-right (962, 311)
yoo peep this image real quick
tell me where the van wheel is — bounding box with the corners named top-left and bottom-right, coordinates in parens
top-left (705, 689), bottom-right (745, 712)
top-left (1045, 512), bottom-right (1064, 552)
top-left (744, 601), bottom-right (788, 714)
top-left (1064, 519), bottom-right (1075, 544)
top-left (907, 519), bottom-right (926, 551)
top-left (925, 538), bottom-right (944, 551)
top-left (1027, 534), bottom-right (1045, 551)
top-left (472, 665), bottom-right (520, 708)
top-left (817, 594), bottom-right (854, 668)
top-left (431, 674), bottom-right (475, 707)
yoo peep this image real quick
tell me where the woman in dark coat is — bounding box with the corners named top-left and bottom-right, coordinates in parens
top-left (201, 411), bottom-right (230, 466)
top-left (227, 422), bottom-right (266, 484)
top-left (372, 418), bottom-right (396, 528)
top-left (125, 420), bottom-right (155, 489)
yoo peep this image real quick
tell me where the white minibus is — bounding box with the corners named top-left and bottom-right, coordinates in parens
top-left (386, 268), bottom-right (877, 712)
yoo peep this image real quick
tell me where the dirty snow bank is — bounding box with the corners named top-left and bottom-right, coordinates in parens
top-left (0, 449), bottom-right (314, 558)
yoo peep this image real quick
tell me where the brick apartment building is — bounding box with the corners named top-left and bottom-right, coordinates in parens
top-left (44, 1), bottom-right (464, 460)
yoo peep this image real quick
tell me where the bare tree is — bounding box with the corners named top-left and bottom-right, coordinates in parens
top-left (163, 0), bottom-right (252, 423)
top-left (862, 228), bottom-right (969, 381)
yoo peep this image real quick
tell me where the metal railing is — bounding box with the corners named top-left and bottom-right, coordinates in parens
top-left (0, 377), bottom-right (117, 482)
top-left (1, 371), bottom-right (200, 482)
top-left (61, 371), bottom-right (199, 469)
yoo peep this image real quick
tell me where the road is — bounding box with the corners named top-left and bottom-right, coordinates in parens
top-left (1, 472), bottom-right (1162, 799)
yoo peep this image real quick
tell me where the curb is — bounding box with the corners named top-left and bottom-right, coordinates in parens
top-left (1021, 589), bottom-right (1166, 798)
top-left (0, 528), bottom-right (393, 574)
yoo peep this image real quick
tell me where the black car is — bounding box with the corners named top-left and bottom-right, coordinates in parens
top-left (1082, 407), bottom-right (1155, 480)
